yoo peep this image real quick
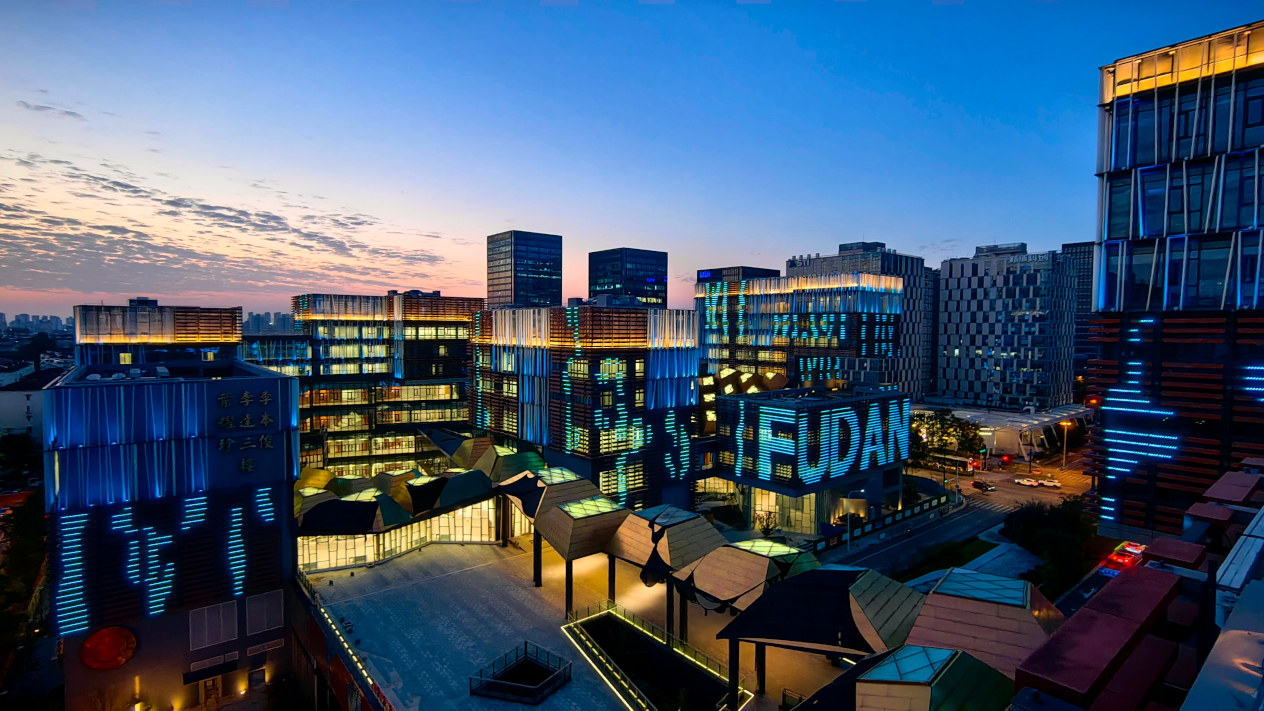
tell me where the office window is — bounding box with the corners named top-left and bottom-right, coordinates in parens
top-left (118, 352), bottom-right (133, 365)
top-left (190, 601), bottom-right (238, 650)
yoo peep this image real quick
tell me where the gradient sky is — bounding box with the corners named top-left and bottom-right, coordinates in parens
top-left (1, 1), bottom-right (1259, 316)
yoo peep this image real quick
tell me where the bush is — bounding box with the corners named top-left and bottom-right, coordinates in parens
top-left (1003, 496), bottom-right (1118, 600)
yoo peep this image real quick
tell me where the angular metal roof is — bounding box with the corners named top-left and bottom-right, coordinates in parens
top-left (861, 645), bottom-right (954, 683)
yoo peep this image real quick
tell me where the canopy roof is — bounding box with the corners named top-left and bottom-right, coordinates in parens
top-left (604, 504), bottom-right (728, 584)
top-left (672, 540), bottom-right (820, 612)
top-left (295, 467), bottom-right (494, 535)
top-left (535, 493), bottom-right (630, 560)
top-left (856, 645), bottom-right (1013, 711)
top-left (472, 446), bottom-right (547, 483)
top-left (907, 568), bottom-right (1064, 679)
top-left (717, 565), bottom-right (924, 655)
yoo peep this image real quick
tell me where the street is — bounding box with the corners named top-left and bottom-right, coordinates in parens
top-left (821, 455), bottom-right (1093, 575)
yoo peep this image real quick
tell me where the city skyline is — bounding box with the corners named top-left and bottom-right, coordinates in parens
top-left (4, 1), bottom-right (1257, 315)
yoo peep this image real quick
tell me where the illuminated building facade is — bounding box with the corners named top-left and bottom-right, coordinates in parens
top-left (74, 297), bottom-right (242, 367)
top-left (786, 242), bottom-right (934, 399)
top-left (696, 265), bottom-right (780, 284)
top-left (241, 291), bottom-right (481, 477)
top-left (935, 244), bottom-right (1075, 411)
top-left (45, 360), bottom-right (300, 710)
top-left (469, 305), bottom-right (699, 508)
top-left (696, 272), bottom-right (904, 390)
top-left (487, 230), bottom-right (563, 309)
top-left (589, 247), bottom-right (668, 306)
top-left (1090, 20), bottom-right (1264, 540)
top-left (1061, 241), bottom-right (1099, 389)
top-left (710, 387), bottom-right (911, 536)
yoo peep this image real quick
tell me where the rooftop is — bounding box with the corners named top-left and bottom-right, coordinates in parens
top-left (721, 386), bottom-right (905, 410)
top-left (860, 645), bottom-right (953, 683)
top-left (930, 568), bottom-right (1028, 607)
top-left (0, 367), bottom-right (64, 391)
top-left (557, 495), bottom-right (622, 520)
top-left (51, 360), bottom-right (286, 386)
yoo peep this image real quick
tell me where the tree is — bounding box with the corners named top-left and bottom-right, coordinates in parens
top-left (753, 511), bottom-right (778, 537)
top-left (902, 479), bottom-right (922, 505)
top-left (18, 333), bottom-right (57, 372)
top-left (910, 409), bottom-right (984, 462)
top-left (1002, 496), bottom-right (1116, 600)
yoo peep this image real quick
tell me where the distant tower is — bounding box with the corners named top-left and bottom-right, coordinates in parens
top-left (486, 231), bottom-right (563, 308)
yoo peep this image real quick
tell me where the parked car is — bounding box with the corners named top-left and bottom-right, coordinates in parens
top-left (1038, 479), bottom-right (1063, 488)
top-left (1014, 478), bottom-right (1039, 487)
top-left (971, 480), bottom-right (996, 492)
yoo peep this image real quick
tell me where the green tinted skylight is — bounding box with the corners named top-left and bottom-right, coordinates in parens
top-left (636, 505), bottom-right (700, 526)
top-left (732, 539), bottom-right (803, 558)
top-left (558, 495), bottom-right (623, 519)
top-left (406, 476), bottom-right (439, 486)
top-left (341, 488), bottom-right (383, 502)
top-left (861, 646), bottom-right (955, 683)
top-left (536, 467), bottom-right (583, 485)
top-left (932, 568), bottom-right (1028, 607)
top-left (297, 487), bottom-right (328, 497)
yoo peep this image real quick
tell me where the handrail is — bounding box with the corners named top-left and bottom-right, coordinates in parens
top-left (569, 599), bottom-right (733, 682)
top-left (469, 640), bottom-right (572, 704)
top-left (567, 618), bottom-right (657, 711)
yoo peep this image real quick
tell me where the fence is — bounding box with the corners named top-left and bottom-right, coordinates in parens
top-left (568, 600), bottom-right (736, 682)
top-left (564, 615), bottom-right (657, 711)
top-left (294, 569), bottom-right (396, 711)
top-left (813, 494), bottom-right (953, 554)
top-left (780, 687), bottom-right (807, 710)
top-left (469, 641), bottom-right (572, 704)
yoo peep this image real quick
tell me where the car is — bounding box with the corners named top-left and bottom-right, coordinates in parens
top-left (1099, 542), bottom-right (1146, 577)
top-left (1014, 478), bottom-right (1039, 487)
top-left (971, 480), bottom-right (996, 492)
top-left (1038, 479), bottom-right (1063, 488)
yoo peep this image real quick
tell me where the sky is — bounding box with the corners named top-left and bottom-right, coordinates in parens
top-left (0, 1), bottom-right (1259, 316)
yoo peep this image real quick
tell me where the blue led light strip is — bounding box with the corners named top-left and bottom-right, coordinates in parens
top-left (182, 495), bottom-right (208, 531)
top-left (255, 488), bottom-right (275, 523)
top-left (228, 507), bottom-right (246, 596)
top-left (55, 513), bottom-right (91, 635)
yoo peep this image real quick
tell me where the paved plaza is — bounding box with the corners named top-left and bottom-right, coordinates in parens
top-left (309, 537), bottom-right (843, 711)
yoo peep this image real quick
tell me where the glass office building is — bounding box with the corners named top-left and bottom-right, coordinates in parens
top-left (1061, 241), bottom-right (1099, 393)
top-left (934, 244), bottom-right (1075, 412)
top-left (487, 231), bottom-right (563, 309)
top-left (588, 247), bottom-right (668, 306)
top-left (1090, 20), bottom-right (1264, 540)
top-left (787, 242), bottom-right (933, 399)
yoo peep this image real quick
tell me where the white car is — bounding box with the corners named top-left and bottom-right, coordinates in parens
top-left (1014, 478), bottom-right (1039, 487)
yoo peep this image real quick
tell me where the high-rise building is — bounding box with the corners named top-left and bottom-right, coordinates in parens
top-left (1089, 20), bottom-right (1264, 541)
top-left (786, 242), bottom-right (933, 399)
top-left (73, 298), bottom-right (242, 368)
top-left (1061, 241), bottom-right (1098, 396)
top-left (696, 272), bottom-right (904, 390)
top-left (486, 230), bottom-right (563, 309)
top-left (696, 266), bottom-right (780, 283)
top-left (45, 359), bottom-right (299, 710)
top-left (588, 247), bottom-right (668, 306)
top-left (468, 304), bottom-right (698, 509)
top-left (241, 291), bottom-right (482, 477)
top-left (922, 265), bottom-right (941, 398)
top-left (934, 244), bottom-right (1075, 411)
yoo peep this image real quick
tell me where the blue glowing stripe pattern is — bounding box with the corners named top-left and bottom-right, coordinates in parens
top-left (182, 495), bottom-right (208, 531)
top-left (55, 513), bottom-right (91, 634)
top-left (1101, 361), bottom-right (1173, 417)
top-left (109, 506), bottom-right (176, 616)
top-left (228, 507), bottom-right (246, 596)
top-left (255, 488), bottom-right (275, 522)
top-left (1245, 366), bottom-right (1264, 399)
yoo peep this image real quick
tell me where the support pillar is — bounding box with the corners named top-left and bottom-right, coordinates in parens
top-left (666, 580), bottom-right (675, 638)
top-left (727, 639), bottom-right (741, 711)
top-left (678, 588), bottom-right (689, 643)
top-left (607, 553), bottom-right (617, 603)
top-left (565, 559), bottom-right (574, 617)
top-left (499, 497), bottom-right (509, 547)
top-left (755, 642), bottom-right (766, 695)
top-left (532, 531), bottom-right (542, 588)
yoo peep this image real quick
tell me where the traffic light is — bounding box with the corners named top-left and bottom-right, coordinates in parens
top-left (1002, 455), bottom-right (1011, 464)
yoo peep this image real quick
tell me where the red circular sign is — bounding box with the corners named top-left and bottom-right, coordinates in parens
top-left (80, 627), bottom-right (136, 670)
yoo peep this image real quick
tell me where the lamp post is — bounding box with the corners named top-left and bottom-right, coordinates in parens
top-left (846, 489), bottom-right (865, 554)
top-left (1060, 420), bottom-right (1072, 472)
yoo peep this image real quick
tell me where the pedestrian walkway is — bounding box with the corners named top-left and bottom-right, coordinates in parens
top-left (965, 498), bottom-right (1020, 514)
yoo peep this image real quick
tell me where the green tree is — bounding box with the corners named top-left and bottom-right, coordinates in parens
top-left (1003, 496), bottom-right (1117, 600)
top-left (910, 409), bottom-right (984, 462)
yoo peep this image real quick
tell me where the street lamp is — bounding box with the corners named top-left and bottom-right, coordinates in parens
top-left (1060, 420), bottom-right (1073, 472)
top-left (846, 489), bottom-right (865, 554)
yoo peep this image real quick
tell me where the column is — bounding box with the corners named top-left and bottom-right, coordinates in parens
top-left (727, 639), bottom-right (741, 711)
top-left (607, 553), bottom-right (617, 603)
top-left (755, 642), bottom-right (766, 695)
top-left (666, 581), bottom-right (675, 638)
top-left (565, 559), bottom-right (574, 617)
top-left (533, 531), bottom-right (542, 588)
top-left (678, 589), bottom-right (689, 643)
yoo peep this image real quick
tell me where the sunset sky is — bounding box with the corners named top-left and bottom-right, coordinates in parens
top-left (1, 0), bottom-right (1256, 316)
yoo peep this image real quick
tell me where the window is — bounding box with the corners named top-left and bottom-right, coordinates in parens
top-left (246, 590), bottom-right (284, 636)
top-left (601, 391), bottom-right (614, 408)
top-left (190, 601), bottom-right (238, 650)
top-left (719, 450), bottom-right (735, 466)
top-left (635, 388), bottom-right (645, 408)
top-left (202, 351), bottom-right (216, 362)
top-left (568, 360), bottom-right (589, 378)
top-left (118, 352), bottom-right (133, 365)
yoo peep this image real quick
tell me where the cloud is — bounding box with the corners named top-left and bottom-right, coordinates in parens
top-left (16, 101), bottom-right (86, 120)
top-left (0, 151), bottom-right (461, 298)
